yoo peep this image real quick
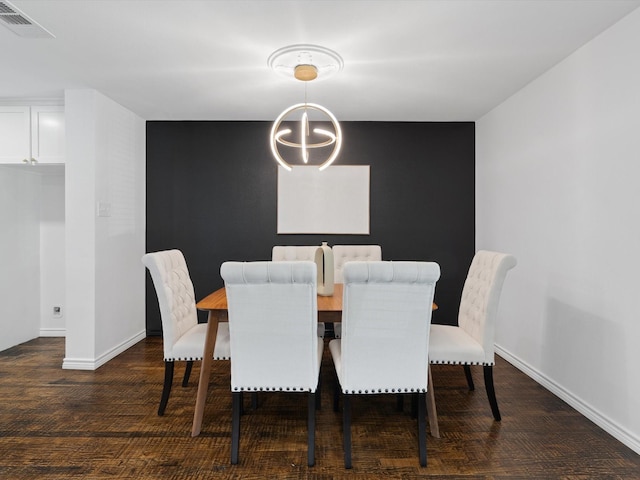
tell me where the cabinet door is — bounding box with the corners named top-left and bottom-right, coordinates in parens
top-left (31, 106), bottom-right (65, 164)
top-left (0, 106), bottom-right (31, 164)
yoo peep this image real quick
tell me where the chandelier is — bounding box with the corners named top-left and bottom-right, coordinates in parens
top-left (268, 45), bottom-right (343, 171)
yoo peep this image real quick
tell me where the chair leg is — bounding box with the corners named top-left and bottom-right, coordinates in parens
top-left (426, 365), bottom-right (440, 438)
top-left (343, 394), bottom-right (352, 469)
top-left (417, 392), bottom-right (427, 467)
top-left (396, 394), bottom-right (404, 412)
top-left (158, 361), bottom-right (174, 416)
top-left (182, 360), bottom-right (193, 387)
top-left (251, 392), bottom-right (258, 410)
top-left (308, 392), bottom-right (316, 467)
top-left (315, 379), bottom-right (322, 411)
top-left (463, 364), bottom-right (475, 391)
top-left (333, 374), bottom-right (340, 412)
top-left (483, 365), bottom-right (501, 421)
top-left (411, 393), bottom-right (418, 418)
top-left (231, 392), bottom-right (241, 464)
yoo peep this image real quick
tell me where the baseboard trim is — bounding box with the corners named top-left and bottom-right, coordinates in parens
top-left (39, 327), bottom-right (66, 337)
top-left (495, 343), bottom-right (640, 455)
top-left (62, 330), bottom-right (146, 371)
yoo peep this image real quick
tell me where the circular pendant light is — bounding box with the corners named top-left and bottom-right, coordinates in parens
top-left (268, 45), bottom-right (344, 171)
top-left (270, 102), bottom-right (343, 172)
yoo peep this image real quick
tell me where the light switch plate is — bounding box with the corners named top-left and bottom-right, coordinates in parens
top-left (97, 201), bottom-right (111, 217)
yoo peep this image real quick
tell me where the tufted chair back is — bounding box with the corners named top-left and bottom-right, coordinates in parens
top-left (332, 245), bottom-right (382, 283)
top-left (272, 245), bottom-right (318, 262)
top-left (272, 245), bottom-right (328, 338)
top-left (336, 261), bottom-right (440, 393)
top-left (458, 250), bottom-right (517, 365)
top-left (221, 261), bottom-right (322, 392)
top-left (142, 249), bottom-right (198, 360)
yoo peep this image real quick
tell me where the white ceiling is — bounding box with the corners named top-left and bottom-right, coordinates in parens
top-left (1, 0), bottom-right (639, 121)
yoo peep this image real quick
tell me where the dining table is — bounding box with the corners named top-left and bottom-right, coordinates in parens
top-left (190, 283), bottom-right (439, 437)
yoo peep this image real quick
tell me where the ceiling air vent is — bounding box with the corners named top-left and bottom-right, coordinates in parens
top-left (0, 1), bottom-right (54, 38)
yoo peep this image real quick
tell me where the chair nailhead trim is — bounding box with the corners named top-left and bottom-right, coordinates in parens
top-left (233, 387), bottom-right (314, 392)
top-left (430, 360), bottom-right (494, 366)
top-left (166, 356), bottom-right (231, 361)
top-left (343, 388), bottom-right (427, 394)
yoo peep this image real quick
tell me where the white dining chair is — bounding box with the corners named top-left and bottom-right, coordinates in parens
top-left (332, 245), bottom-right (382, 283)
top-left (429, 250), bottom-right (517, 421)
top-left (272, 245), bottom-right (327, 338)
top-left (221, 260), bottom-right (323, 467)
top-left (329, 260), bottom-right (440, 468)
top-left (271, 245), bottom-right (319, 262)
top-left (331, 245), bottom-right (382, 339)
top-left (142, 249), bottom-right (230, 416)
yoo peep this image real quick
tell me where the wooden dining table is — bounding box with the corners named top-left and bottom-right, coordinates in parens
top-left (190, 283), bottom-right (439, 437)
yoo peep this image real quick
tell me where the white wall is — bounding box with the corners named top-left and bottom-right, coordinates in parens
top-left (0, 167), bottom-right (40, 352)
top-left (93, 92), bottom-right (146, 362)
top-left (476, 8), bottom-right (640, 454)
top-left (39, 168), bottom-right (65, 336)
top-left (63, 89), bottom-right (146, 369)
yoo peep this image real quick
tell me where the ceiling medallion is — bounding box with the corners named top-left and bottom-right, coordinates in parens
top-left (268, 45), bottom-right (343, 171)
top-left (268, 44), bottom-right (343, 82)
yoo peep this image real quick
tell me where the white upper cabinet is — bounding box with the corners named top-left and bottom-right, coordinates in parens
top-left (0, 105), bottom-right (65, 164)
top-left (0, 106), bottom-right (31, 164)
top-left (30, 106), bottom-right (65, 164)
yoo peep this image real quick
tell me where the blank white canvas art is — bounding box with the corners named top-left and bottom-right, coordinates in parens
top-left (277, 165), bottom-right (370, 234)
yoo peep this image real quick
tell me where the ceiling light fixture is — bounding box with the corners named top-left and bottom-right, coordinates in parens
top-left (268, 45), bottom-right (343, 171)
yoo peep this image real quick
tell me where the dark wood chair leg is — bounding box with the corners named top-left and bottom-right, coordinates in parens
top-left (483, 365), bottom-right (501, 421)
top-left (182, 360), bottom-right (193, 387)
top-left (411, 393), bottom-right (418, 419)
top-left (308, 392), bottom-right (316, 467)
top-left (418, 392), bottom-right (427, 467)
top-left (231, 392), bottom-right (241, 464)
top-left (158, 360), bottom-right (174, 416)
top-left (396, 394), bottom-right (404, 412)
top-left (333, 374), bottom-right (340, 412)
top-left (251, 392), bottom-right (258, 410)
top-left (315, 378), bottom-right (322, 411)
top-left (463, 364), bottom-right (475, 391)
top-left (343, 394), bottom-right (352, 469)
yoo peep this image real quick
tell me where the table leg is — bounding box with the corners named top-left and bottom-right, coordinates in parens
top-left (191, 311), bottom-right (219, 437)
top-left (426, 364), bottom-right (440, 438)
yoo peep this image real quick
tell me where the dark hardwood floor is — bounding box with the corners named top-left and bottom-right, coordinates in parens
top-left (0, 337), bottom-right (638, 479)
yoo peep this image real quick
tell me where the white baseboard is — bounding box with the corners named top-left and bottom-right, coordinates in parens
top-left (495, 343), bottom-right (640, 456)
top-left (39, 327), bottom-right (66, 337)
top-left (62, 330), bottom-right (146, 370)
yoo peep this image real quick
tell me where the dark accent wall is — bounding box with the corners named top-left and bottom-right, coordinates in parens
top-left (145, 121), bottom-right (475, 335)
